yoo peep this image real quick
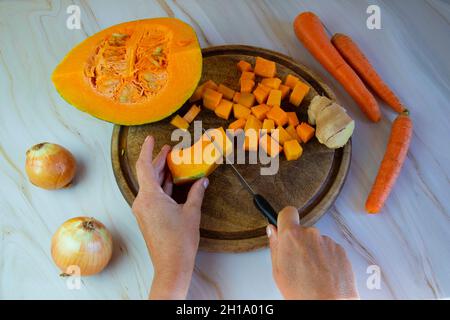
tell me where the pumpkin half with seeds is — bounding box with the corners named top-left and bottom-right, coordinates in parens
top-left (52, 18), bottom-right (202, 125)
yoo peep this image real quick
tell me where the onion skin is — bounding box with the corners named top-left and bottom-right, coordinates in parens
top-left (51, 217), bottom-right (113, 276)
top-left (25, 142), bottom-right (77, 190)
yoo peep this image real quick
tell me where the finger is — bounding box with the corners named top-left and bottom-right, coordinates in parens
top-left (277, 206), bottom-right (300, 233)
top-left (162, 172), bottom-right (173, 196)
top-left (266, 224), bottom-right (278, 268)
top-left (136, 136), bottom-right (156, 190)
top-left (184, 178), bottom-right (209, 213)
top-left (152, 145), bottom-right (171, 185)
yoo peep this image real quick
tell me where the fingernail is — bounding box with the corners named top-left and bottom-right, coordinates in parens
top-left (145, 135), bottom-right (151, 142)
top-left (266, 225), bottom-right (272, 238)
top-left (203, 178), bottom-right (209, 189)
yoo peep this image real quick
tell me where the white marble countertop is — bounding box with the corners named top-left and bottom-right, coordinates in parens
top-left (0, 0), bottom-right (449, 299)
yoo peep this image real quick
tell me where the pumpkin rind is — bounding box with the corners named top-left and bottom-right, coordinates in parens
top-left (52, 18), bottom-right (202, 125)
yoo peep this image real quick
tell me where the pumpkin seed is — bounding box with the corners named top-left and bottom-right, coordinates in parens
top-left (153, 46), bottom-right (162, 55)
top-left (112, 33), bottom-right (127, 39)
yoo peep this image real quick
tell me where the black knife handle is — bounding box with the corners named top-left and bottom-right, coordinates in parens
top-left (253, 194), bottom-right (278, 226)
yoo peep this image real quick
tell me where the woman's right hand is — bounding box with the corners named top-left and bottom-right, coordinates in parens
top-left (267, 206), bottom-right (359, 300)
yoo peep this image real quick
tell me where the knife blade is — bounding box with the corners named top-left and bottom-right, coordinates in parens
top-left (202, 128), bottom-right (278, 226)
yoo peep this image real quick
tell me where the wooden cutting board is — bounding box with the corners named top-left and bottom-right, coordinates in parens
top-left (111, 45), bottom-right (351, 252)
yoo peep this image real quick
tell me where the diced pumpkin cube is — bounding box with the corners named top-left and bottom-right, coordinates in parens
top-left (189, 83), bottom-right (205, 102)
top-left (203, 88), bottom-right (223, 110)
top-left (267, 90), bottom-right (282, 107)
top-left (240, 79), bottom-right (255, 93)
top-left (254, 56), bottom-right (276, 78)
top-left (228, 118), bottom-right (246, 130)
top-left (237, 60), bottom-right (252, 72)
top-left (290, 82), bottom-right (310, 107)
top-left (251, 104), bottom-right (270, 121)
top-left (170, 114), bottom-right (189, 130)
top-left (259, 133), bottom-right (282, 157)
top-left (243, 135), bottom-right (258, 152)
top-left (203, 80), bottom-right (219, 91)
top-left (261, 78), bottom-right (281, 89)
top-left (183, 104), bottom-right (201, 123)
top-left (233, 92), bottom-right (241, 103)
top-left (279, 84), bottom-right (291, 100)
top-left (253, 84), bottom-right (271, 104)
top-left (218, 84), bottom-right (235, 100)
top-left (189, 80), bottom-right (219, 102)
top-left (233, 103), bottom-right (251, 119)
top-left (238, 92), bottom-right (255, 108)
top-left (296, 122), bottom-right (315, 143)
top-left (284, 140), bottom-right (303, 161)
top-left (284, 74), bottom-right (300, 89)
top-left (240, 71), bottom-right (255, 82)
top-left (285, 124), bottom-right (301, 142)
top-left (214, 99), bottom-right (233, 120)
top-left (266, 106), bottom-right (288, 127)
top-left (271, 126), bottom-right (293, 146)
top-left (244, 114), bottom-right (262, 132)
top-left (286, 112), bottom-right (300, 127)
top-left (262, 119), bottom-right (275, 132)
top-left (207, 127), bottom-right (233, 157)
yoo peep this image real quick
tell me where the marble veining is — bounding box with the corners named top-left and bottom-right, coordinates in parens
top-left (0, 0), bottom-right (449, 299)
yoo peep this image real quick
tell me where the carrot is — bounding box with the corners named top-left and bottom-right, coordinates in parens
top-left (331, 33), bottom-right (406, 114)
top-left (293, 12), bottom-right (381, 122)
top-left (365, 111), bottom-right (412, 213)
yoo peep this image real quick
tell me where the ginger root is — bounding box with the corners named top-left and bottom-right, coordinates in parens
top-left (312, 98), bottom-right (354, 149)
top-left (307, 95), bottom-right (332, 125)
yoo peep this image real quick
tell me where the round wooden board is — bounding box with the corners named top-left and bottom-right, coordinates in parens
top-left (111, 45), bottom-right (351, 253)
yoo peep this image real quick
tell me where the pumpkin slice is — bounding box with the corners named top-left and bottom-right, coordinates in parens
top-left (233, 104), bottom-right (251, 119)
top-left (52, 18), bottom-right (202, 125)
top-left (266, 106), bottom-right (288, 127)
top-left (262, 119), bottom-right (275, 133)
top-left (284, 140), bottom-right (303, 161)
top-left (217, 84), bottom-right (235, 100)
top-left (237, 60), bottom-right (252, 72)
top-left (183, 104), bottom-right (201, 123)
top-left (170, 114), bottom-right (189, 130)
top-left (260, 133), bottom-right (282, 157)
top-left (286, 112), bottom-right (300, 127)
top-left (296, 122), bottom-right (315, 143)
top-left (167, 127), bottom-right (232, 184)
top-left (228, 118), bottom-right (246, 130)
top-left (214, 99), bottom-right (233, 120)
top-left (253, 84), bottom-right (271, 104)
top-left (267, 90), bottom-right (282, 107)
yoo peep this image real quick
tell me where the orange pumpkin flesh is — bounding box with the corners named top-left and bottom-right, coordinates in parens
top-left (167, 128), bottom-right (232, 184)
top-left (52, 18), bottom-right (202, 125)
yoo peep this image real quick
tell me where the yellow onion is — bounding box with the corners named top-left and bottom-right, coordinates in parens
top-left (25, 142), bottom-right (77, 190)
top-left (51, 217), bottom-right (113, 276)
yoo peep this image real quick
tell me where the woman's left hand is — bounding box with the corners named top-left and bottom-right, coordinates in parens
top-left (132, 136), bottom-right (209, 299)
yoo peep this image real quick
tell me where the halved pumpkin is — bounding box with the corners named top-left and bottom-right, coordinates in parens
top-left (167, 128), bottom-right (232, 184)
top-left (52, 18), bottom-right (202, 125)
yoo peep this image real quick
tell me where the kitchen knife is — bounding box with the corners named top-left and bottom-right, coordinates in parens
top-left (202, 128), bottom-right (278, 226)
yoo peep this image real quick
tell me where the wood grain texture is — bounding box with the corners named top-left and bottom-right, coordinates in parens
top-left (111, 45), bottom-right (351, 252)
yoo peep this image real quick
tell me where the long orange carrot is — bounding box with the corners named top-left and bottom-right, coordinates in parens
top-left (365, 111), bottom-right (412, 213)
top-left (332, 33), bottom-right (406, 114)
top-left (293, 12), bottom-right (381, 122)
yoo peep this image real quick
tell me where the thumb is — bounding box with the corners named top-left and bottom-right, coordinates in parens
top-left (267, 224), bottom-right (278, 269)
top-left (184, 178), bottom-right (209, 213)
